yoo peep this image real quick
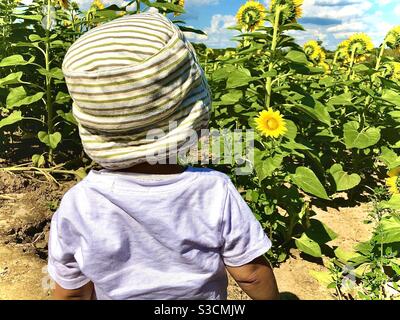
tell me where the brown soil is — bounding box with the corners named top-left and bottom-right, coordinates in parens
top-left (0, 171), bottom-right (373, 300)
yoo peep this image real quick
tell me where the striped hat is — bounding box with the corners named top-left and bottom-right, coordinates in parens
top-left (62, 11), bottom-right (211, 169)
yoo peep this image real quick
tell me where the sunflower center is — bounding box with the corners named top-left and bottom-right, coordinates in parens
top-left (396, 176), bottom-right (400, 191)
top-left (266, 118), bottom-right (279, 130)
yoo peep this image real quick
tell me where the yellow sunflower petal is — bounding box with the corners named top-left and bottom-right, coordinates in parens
top-left (255, 108), bottom-right (287, 138)
top-left (386, 176), bottom-right (400, 194)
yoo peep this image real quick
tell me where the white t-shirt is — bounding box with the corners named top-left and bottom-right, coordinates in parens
top-left (47, 167), bottom-right (272, 300)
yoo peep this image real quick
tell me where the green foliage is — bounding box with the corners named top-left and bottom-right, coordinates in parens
top-left (313, 180), bottom-right (400, 300)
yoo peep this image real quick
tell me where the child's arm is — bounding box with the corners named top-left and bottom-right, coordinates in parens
top-left (226, 255), bottom-right (279, 300)
top-left (54, 281), bottom-right (95, 300)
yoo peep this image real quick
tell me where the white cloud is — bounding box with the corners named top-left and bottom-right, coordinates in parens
top-left (326, 21), bottom-right (367, 33)
top-left (301, 0), bottom-right (373, 20)
top-left (186, 14), bottom-right (238, 48)
top-left (395, 4), bottom-right (400, 15)
top-left (376, 0), bottom-right (393, 5)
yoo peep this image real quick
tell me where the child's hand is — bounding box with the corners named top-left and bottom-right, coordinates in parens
top-left (53, 281), bottom-right (95, 300)
top-left (226, 256), bottom-right (279, 300)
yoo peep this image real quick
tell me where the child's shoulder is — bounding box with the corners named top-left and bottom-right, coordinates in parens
top-left (188, 167), bottom-right (233, 185)
top-left (189, 167), bottom-right (230, 179)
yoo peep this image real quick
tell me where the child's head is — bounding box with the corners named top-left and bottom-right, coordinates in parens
top-left (62, 11), bottom-right (211, 170)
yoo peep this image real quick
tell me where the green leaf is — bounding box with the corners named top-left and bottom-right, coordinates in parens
top-left (291, 166), bottom-right (329, 200)
top-left (379, 147), bottom-right (400, 170)
top-left (0, 72), bottom-right (23, 87)
top-left (306, 219), bottom-right (337, 244)
top-left (329, 163), bottom-right (361, 191)
top-left (0, 111), bottom-right (23, 129)
top-left (375, 216), bottom-right (400, 244)
top-left (56, 110), bottom-right (77, 125)
top-left (282, 140), bottom-right (311, 151)
top-left (226, 69), bottom-right (253, 88)
top-left (32, 154), bottom-right (45, 167)
top-left (293, 102), bottom-right (331, 126)
top-left (284, 119), bottom-right (297, 140)
top-left (38, 131), bottom-right (62, 149)
top-left (262, 69), bottom-right (277, 78)
top-left (353, 64), bottom-right (371, 73)
top-left (6, 86), bottom-right (26, 107)
top-left (178, 25), bottom-right (205, 35)
top-left (380, 194), bottom-right (400, 211)
top-left (334, 247), bottom-right (359, 264)
top-left (253, 149), bottom-right (283, 182)
top-left (55, 91), bottom-right (71, 104)
top-left (328, 92), bottom-right (353, 106)
top-left (29, 34), bottom-right (45, 42)
top-left (309, 270), bottom-right (334, 286)
top-left (285, 50), bottom-right (309, 64)
top-left (212, 65), bottom-right (236, 81)
top-left (12, 14), bottom-right (43, 21)
top-left (6, 87), bottom-right (44, 108)
top-left (38, 67), bottom-right (64, 80)
top-left (382, 89), bottom-right (400, 107)
top-left (343, 121), bottom-right (381, 149)
top-left (389, 111), bottom-right (400, 122)
top-left (220, 90), bottom-right (242, 105)
top-left (0, 54), bottom-right (33, 67)
top-left (295, 233), bottom-right (322, 257)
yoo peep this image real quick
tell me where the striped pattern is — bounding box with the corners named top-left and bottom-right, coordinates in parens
top-left (63, 12), bottom-right (211, 169)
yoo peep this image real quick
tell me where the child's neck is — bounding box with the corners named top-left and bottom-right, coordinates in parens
top-left (118, 163), bottom-right (187, 175)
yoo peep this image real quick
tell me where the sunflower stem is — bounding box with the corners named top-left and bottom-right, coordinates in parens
top-left (362, 39), bottom-right (387, 126)
top-left (346, 47), bottom-right (356, 80)
top-left (45, 0), bottom-right (54, 164)
top-left (265, 6), bottom-right (281, 110)
top-left (333, 51), bottom-right (339, 66)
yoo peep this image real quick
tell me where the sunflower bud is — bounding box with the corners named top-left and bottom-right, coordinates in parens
top-left (304, 40), bottom-right (325, 64)
top-left (346, 33), bottom-right (374, 56)
top-left (384, 62), bottom-right (400, 81)
top-left (385, 26), bottom-right (400, 50)
top-left (270, 0), bottom-right (303, 24)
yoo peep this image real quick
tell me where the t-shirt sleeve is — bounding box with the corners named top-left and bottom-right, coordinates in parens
top-left (220, 180), bottom-right (272, 267)
top-left (47, 190), bottom-right (90, 290)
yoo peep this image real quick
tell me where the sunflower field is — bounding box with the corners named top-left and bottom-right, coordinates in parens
top-left (1, 0), bottom-right (400, 300)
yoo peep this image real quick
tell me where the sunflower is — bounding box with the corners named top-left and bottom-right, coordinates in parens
top-left (337, 40), bottom-right (349, 54)
top-left (270, 0), bottom-right (303, 23)
top-left (172, 0), bottom-right (185, 16)
top-left (386, 167), bottom-right (400, 194)
top-left (388, 62), bottom-right (400, 81)
top-left (385, 26), bottom-right (400, 49)
top-left (304, 40), bottom-right (325, 63)
top-left (255, 108), bottom-right (287, 138)
top-left (92, 0), bottom-right (104, 10)
top-left (346, 33), bottom-right (374, 56)
top-left (236, 1), bottom-right (266, 32)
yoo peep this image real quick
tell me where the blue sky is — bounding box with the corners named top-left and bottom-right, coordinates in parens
top-left (76, 0), bottom-right (400, 50)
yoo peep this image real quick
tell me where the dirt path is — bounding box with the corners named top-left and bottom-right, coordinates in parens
top-left (0, 171), bottom-right (373, 300)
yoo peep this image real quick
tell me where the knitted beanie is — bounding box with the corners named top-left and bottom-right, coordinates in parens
top-left (62, 11), bottom-right (211, 169)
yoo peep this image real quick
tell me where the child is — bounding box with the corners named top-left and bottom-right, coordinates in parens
top-left (48, 10), bottom-right (279, 300)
